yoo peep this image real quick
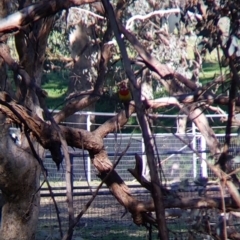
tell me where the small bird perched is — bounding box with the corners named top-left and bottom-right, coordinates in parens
top-left (118, 82), bottom-right (132, 118)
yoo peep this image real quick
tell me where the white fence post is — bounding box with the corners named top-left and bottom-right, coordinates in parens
top-left (86, 113), bottom-right (92, 182)
top-left (141, 136), bottom-right (151, 181)
top-left (201, 135), bottom-right (208, 178)
top-left (192, 122), bottom-right (197, 178)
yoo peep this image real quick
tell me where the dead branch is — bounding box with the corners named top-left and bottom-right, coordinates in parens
top-left (94, 102), bottom-right (135, 138)
top-left (1, 93), bottom-right (240, 227)
top-left (145, 92), bottom-right (240, 108)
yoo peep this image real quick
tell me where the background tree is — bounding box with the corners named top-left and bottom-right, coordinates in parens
top-left (0, 0), bottom-right (240, 239)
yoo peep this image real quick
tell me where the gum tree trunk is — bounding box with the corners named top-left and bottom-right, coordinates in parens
top-left (0, 0), bottom-right (52, 238)
top-left (0, 118), bottom-right (42, 240)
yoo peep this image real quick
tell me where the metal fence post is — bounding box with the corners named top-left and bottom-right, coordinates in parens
top-left (141, 136), bottom-right (150, 181)
top-left (70, 154), bottom-right (74, 193)
top-left (201, 135), bottom-right (208, 177)
top-left (192, 122), bottom-right (197, 178)
top-left (86, 113), bottom-right (92, 182)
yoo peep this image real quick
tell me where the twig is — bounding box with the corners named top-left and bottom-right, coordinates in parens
top-left (24, 179), bottom-right (46, 221)
top-left (226, 167), bottom-right (240, 177)
top-left (160, 138), bottom-right (195, 165)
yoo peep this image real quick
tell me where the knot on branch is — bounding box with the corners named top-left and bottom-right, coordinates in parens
top-left (132, 211), bottom-right (157, 227)
top-left (132, 212), bottom-right (144, 225)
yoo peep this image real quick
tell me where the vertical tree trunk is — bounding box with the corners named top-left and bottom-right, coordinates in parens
top-left (0, 121), bottom-right (42, 240)
top-left (0, 1), bottom-right (51, 238)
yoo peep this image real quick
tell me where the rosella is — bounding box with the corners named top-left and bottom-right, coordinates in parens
top-left (118, 82), bottom-right (132, 117)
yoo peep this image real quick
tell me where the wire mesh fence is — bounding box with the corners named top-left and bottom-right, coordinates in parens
top-left (38, 186), bottom-right (223, 240)
top-left (36, 112), bottom-right (240, 240)
top-left (37, 187), bottom-right (158, 240)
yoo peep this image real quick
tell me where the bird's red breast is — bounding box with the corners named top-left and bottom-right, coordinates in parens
top-left (118, 85), bottom-right (131, 102)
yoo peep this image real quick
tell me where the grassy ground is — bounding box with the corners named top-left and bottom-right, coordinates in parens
top-left (42, 71), bottom-right (69, 109)
top-left (200, 61), bottom-right (226, 84)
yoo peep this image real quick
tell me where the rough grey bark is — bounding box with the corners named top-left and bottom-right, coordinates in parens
top-left (0, 117), bottom-right (42, 240)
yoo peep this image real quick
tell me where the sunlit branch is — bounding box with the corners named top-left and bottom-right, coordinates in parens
top-left (126, 8), bottom-right (180, 30)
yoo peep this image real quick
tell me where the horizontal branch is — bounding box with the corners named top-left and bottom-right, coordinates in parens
top-left (126, 8), bottom-right (180, 30)
top-left (53, 93), bottom-right (99, 123)
top-left (94, 102), bottom-right (135, 138)
top-left (164, 196), bottom-right (237, 211)
top-left (69, 7), bottom-right (105, 23)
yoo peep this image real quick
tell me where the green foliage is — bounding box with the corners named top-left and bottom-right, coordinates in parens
top-left (41, 71), bottom-right (68, 109)
top-left (47, 30), bottom-right (70, 57)
top-left (200, 62), bottom-right (227, 83)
